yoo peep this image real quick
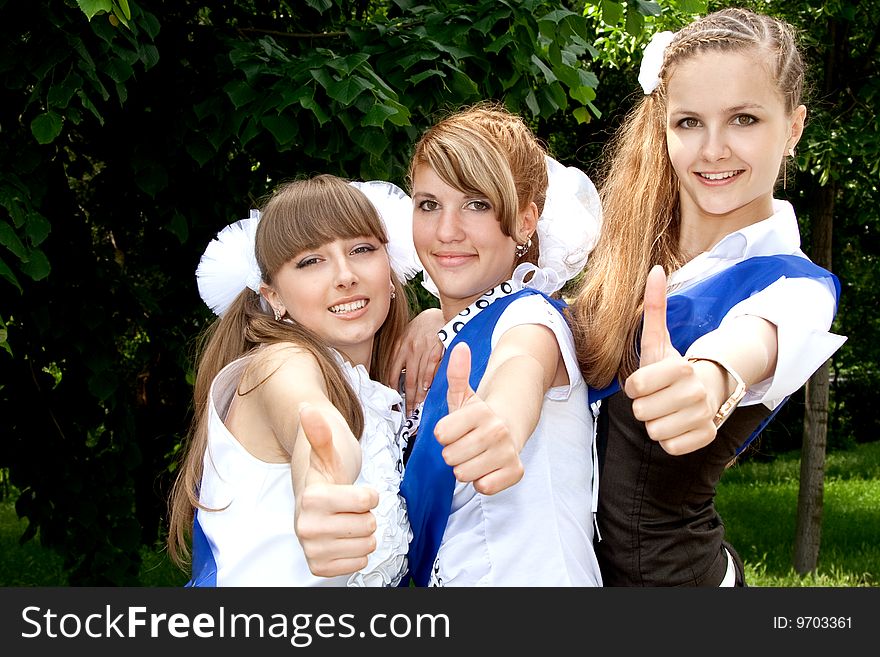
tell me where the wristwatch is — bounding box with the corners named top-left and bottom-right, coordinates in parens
top-left (686, 357), bottom-right (747, 429)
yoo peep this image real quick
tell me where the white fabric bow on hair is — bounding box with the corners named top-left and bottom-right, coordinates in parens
top-left (419, 155), bottom-right (602, 298)
top-left (196, 182), bottom-right (421, 317)
top-left (518, 155), bottom-right (602, 294)
top-left (196, 209), bottom-right (261, 316)
top-left (348, 180), bottom-right (424, 283)
top-left (638, 30), bottom-right (675, 95)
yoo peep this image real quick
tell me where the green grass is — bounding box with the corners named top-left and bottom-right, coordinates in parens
top-left (717, 440), bottom-right (880, 586)
top-left (0, 499), bottom-right (188, 586)
top-left (2, 441), bottom-right (878, 586)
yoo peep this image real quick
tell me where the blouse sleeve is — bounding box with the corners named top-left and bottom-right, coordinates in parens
top-left (686, 275), bottom-right (846, 409)
top-left (491, 294), bottom-right (583, 401)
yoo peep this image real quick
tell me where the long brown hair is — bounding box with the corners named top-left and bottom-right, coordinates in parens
top-left (167, 174), bottom-right (409, 566)
top-left (569, 8), bottom-right (806, 388)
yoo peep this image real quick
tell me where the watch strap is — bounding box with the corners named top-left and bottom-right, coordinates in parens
top-left (686, 357), bottom-right (747, 428)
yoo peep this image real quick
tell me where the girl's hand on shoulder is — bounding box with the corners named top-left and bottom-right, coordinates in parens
top-left (624, 266), bottom-right (719, 455)
top-left (434, 343), bottom-right (524, 495)
top-left (389, 307), bottom-right (445, 415)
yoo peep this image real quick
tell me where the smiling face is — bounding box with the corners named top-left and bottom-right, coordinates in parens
top-left (264, 236), bottom-right (392, 368)
top-left (665, 48), bottom-right (805, 248)
top-left (412, 164), bottom-right (522, 319)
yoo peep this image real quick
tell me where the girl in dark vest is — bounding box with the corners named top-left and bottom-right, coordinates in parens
top-left (569, 8), bottom-right (846, 586)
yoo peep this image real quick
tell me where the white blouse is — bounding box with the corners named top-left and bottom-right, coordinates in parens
top-left (197, 349), bottom-right (411, 587)
top-left (415, 281), bottom-right (602, 587)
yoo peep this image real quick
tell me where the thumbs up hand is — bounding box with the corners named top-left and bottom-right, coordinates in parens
top-left (624, 266), bottom-right (719, 455)
top-left (434, 342), bottom-right (524, 495)
top-left (294, 403), bottom-right (379, 578)
top-left (445, 340), bottom-right (477, 412)
top-left (638, 264), bottom-right (675, 367)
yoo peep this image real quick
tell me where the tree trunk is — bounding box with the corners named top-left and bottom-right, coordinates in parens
top-left (793, 179), bottom-right (836, 574)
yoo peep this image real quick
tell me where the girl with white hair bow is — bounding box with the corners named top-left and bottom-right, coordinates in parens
top-left (167, 174), bottom-right (419, 587)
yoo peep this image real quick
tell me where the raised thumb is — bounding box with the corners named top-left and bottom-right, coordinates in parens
top-left (446, 342), bottom-right (475, 411)
top-left (639, 265), bottom-right (672, 367)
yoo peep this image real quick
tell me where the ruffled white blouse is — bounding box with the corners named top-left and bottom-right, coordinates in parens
top-left (340, 354), bottom-right (411, 587)
top-left (197, 349), bottom-right (410, 587)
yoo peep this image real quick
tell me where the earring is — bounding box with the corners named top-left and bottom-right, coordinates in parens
top-left (391, 290), bottom-right (396, 300)
top-left (273, 307), bottom-right (282, 321)
top-left (515, 236), bottom-right (533, 258)
top-left (783, 147), bottom-right (795, 191)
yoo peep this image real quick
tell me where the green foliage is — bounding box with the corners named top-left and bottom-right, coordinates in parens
top-left (0, 0), bottom-right (874, 586)
top-left (77, 0), bottom-right (132, 28)
top-left (0, 0), bottom-right (621, 585)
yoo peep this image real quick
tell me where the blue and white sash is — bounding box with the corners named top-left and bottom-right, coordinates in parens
top-left (589, 254), bottom-right (841, 453)
top-left (400, 287), bottom-right (566, 586)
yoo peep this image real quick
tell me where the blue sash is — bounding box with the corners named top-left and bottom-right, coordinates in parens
top-left (589, 254), bottom-right (841, 452)
top-left (186, 510), bottom-right (218, 587)
top-left (400, 287), bottom-right (566, 586)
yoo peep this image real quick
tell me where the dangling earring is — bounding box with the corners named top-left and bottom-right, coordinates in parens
top-left (515, 236), bottom-right (533, 259)
top-left (273, 307), bottom-right (282, 321)
top-left (783, 147), bottom-right (795, 191)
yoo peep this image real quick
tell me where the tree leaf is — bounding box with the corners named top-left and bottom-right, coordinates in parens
top-left (531, 55), bottom-right (557, 84)
top-left (88, 370), bottom-right (119, 402)
top-left (361, 102), bottom-right (398, 128)
top-left (325, 53), bottom-right (370, 76)
top-left (300, 96), bottom-right (331, 126)
top-left (486, 33), bottom-right (514, 54)
top-left (76, 0), bottom-right (112, 21)
top-left (325, 75), bottom-right (371, 105)
top-left (625, 9), bottom-right (645, 37)
top-left (30, 112), bottom-right (63, 145)
top-left (0, 255), bottom-right (22, 294)
top-left (600, 0), bottom-right (624, 26)
top-left (223, 80), bottom-right (258, 109)
top-left (19, 247), bottom-right (51, 281)
top-left (635, 0), bottom-right (662, 17)
top-left (673, 0), bottom-right (707, 14)
top-left (47, 72), bottom-right (83, 110)
top-left (0, 221), bottom-right (26, 258)
top-left (408, 68), bottom-right (444, 85)
top-left (573, 106), bottom-right (592, 125)
top-left (184, 137), bottom-right (215, 167)
top-left (305, 0), bottom-right (333, 13)
top-left (166, 211), bottom-right (188, 245)
top-left (25, 212), bottom-right (51, 246)
top-left (351, 127), bottom-right (388, 158)
top-left (261, 114), bottom-right (299, 147)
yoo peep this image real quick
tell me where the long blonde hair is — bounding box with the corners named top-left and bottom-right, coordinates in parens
top-left (407, 102), bottom-right (548, 267)
top-left (570, 8), bottom-right (805, 388)
top-left (167, 174), bottom-right (409, 566)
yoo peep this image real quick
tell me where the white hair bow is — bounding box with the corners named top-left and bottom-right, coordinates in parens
top-left (638, 30), bottom-right (675, 95)
top-left (196, 182), bottom-right (422, 317)
top-left (196, 210), bottom-right (261, 316)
